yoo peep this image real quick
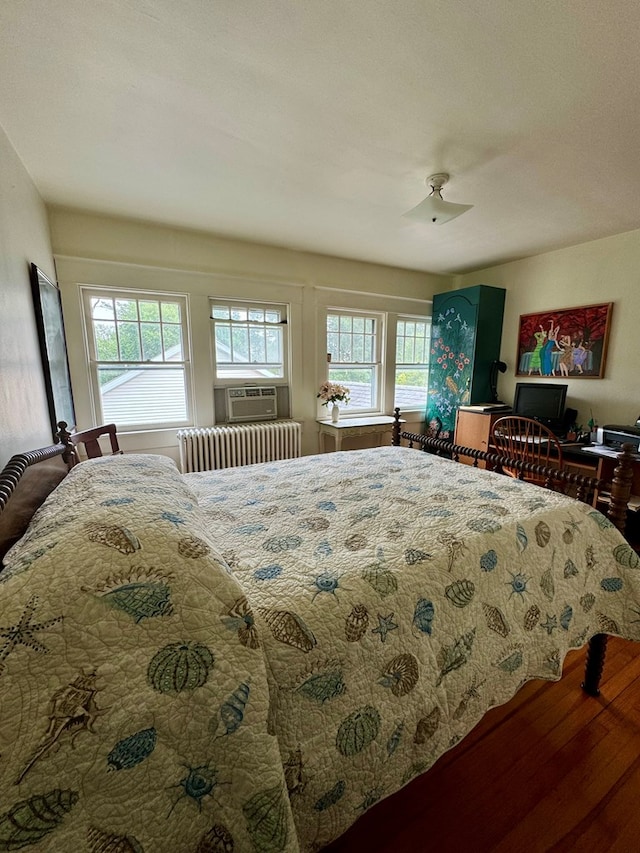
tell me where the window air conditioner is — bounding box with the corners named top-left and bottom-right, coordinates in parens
top-left (226, 386), bottom-right (278, 422)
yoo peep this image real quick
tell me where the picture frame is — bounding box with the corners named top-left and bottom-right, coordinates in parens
top-left (516, 302), bottom-right (613, 379)
top-left (29, 263), bottom-right (76, 437)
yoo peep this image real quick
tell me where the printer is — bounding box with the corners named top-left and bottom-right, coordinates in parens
top-left (600, 417), bottom-right (640, 453)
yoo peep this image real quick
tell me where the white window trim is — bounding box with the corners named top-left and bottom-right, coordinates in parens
top-left (81, 285), bottom-right (194, 431)
top-left (210, 297), bottom-right (290, 386)
top-left (392, 313), bottom-right (432, 413)
top-left (323, 307), bottom-right (385, 416)
top-left (321, 307), bottom-right (431, 418)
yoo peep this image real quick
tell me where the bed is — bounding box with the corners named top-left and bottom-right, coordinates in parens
top-left (0, 417), bottom-right (638, 852)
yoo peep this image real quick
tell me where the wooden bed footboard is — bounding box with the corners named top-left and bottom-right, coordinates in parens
top-left (391, 407), bottom-right (637, 697)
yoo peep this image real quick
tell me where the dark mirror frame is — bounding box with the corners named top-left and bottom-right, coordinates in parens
top-left (29, 263), bottom-right (76, 438)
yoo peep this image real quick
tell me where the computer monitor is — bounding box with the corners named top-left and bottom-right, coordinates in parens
top-left (512, 382), bottom-right (567, 430)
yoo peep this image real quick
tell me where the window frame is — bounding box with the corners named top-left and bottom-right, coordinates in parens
top-left (210, 297), bottom-right (290, 386)
top-left (81, 286), bottom-right (193, 431)
top-left (393, 313), bottom-right (432, 413)
top-left (323, 307), bottom-right (384, 415)
top-left (321, 305), bottom-right (431, 418)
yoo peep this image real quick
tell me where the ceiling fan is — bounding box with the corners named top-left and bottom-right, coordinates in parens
top-left (403, 173), bottom-right (473, 225)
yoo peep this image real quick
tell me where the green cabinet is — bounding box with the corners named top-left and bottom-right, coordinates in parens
top-left (426, 285), bottom-right (506, 439)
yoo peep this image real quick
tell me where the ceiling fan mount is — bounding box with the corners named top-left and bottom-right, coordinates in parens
top-left (426, 173), bottom-right (450, 192)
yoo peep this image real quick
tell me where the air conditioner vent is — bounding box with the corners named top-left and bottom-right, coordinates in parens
top-left (226, 386), bottom-right (278, 422)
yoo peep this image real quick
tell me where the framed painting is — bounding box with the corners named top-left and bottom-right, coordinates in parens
top-left (30, 263), bottom-right (76, 437)
top-left (516, 302), bottom-right (613, 379)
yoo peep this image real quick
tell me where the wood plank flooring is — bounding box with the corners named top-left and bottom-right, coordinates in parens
top-left (324, 637), bottom-right (640, 853)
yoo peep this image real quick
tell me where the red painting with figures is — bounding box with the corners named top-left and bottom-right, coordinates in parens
top-left (516, 302), bottom-right (613, 379)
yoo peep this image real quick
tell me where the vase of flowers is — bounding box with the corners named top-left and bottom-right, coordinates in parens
top-left (317, 381), bottom-right (350, 422)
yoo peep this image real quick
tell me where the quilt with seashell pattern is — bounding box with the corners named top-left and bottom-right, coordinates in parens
top-left (1, 447), bottom-right (639, 852)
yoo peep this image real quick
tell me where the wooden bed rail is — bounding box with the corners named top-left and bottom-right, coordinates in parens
top-left (391, 407), bottom-right (637, 697)
top-left (391, 408), bottom-right (635, 528)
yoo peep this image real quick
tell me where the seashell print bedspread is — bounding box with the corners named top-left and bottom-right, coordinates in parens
top-left (1, 447), bottom-right (639, 851)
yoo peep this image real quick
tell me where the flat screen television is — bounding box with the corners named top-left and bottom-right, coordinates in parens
top-left (512, 382), bottom-right (567, 429)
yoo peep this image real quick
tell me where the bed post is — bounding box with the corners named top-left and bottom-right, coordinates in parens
top-left (392, 408), bottom-right (401, 446)
top-left (582, 443), bottom-right (635, 696)
top-left (56, 421), bottom-right (79, 467)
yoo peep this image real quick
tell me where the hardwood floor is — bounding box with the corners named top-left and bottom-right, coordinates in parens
top-left (324, 637), bottom-right (640, 852)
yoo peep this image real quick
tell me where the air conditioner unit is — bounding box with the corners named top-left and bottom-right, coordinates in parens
top-left (226, 386), bottom-right (278, 422)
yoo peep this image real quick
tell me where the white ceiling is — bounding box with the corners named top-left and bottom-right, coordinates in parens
top-left (2, 0), bottom-right (640, 275)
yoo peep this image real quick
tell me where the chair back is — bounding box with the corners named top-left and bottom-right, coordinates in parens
top-left (69, 424), bottom-right (122, 460)
top-left (492, 416), bottom-right (563, 483)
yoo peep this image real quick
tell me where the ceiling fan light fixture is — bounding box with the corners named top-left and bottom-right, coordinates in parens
top-left (403, 173), bottom-right (473, 225)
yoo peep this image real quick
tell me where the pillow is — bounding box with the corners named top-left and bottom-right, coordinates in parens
top-left (0, 457), bottom-right (68, 566)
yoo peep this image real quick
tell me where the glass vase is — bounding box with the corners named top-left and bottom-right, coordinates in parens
top-left (331, 403), bottom-right (340, 423)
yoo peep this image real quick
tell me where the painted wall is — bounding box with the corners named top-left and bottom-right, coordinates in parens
top-left (49, 207), bottom-right (450, 461)
top-left (458, 229), bottom-right (640, 431)
top-left (0, 125), bottom-right (58, 464)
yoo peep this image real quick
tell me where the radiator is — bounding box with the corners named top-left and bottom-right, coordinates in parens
top-left (177, 421), bottom-right (302, 473)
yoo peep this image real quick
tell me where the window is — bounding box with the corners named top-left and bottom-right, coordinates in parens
top-left (211, 300), bottom-right (288, 381)
top-left (326, 310), bottom-right (382, 411)
top-left (394, 316), bottom-right (431, 410)
top-left (82, 289), bottom-right (191, 429)
top-left (322, 307), bottom-right (430, 416)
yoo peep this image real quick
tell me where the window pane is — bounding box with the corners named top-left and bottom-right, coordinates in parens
top-left (231, 327), bottom-right (249, 361)
top-left (394, 367), bottom-right (428, 410)
top-left (265, 328), bottom-right (281, 363)
top-left (353, 316), bottom-right (364, 334)
top-left (327, 314), bottom-right (339, 332)
top-left (98, 364), bottom-right (187, 426)
top-left (339, 315), bottom-right (352, 333)
top-left (117, 322), bottom-right (141, 360)
top-left (249, 327), bottom-right (266, 363)
top-left (139, 301), bottom-right (160, 321)
top-left (404, 338), bottom-right (415, 363)
top-left (212, 306), bottom-right (229, 320)
top-left (248, 308), bottom-right (264, 323)
top-left (92, 298), bottom-right (114, 321)
top-left (161, 302), bottom-right (180, 323)
top-left (216, 325), bottom-right (231, 361)
top-left (115, 299), bottom-right (138, 321)
top-left (265, 310), bottom-right (281, 324)
top-left (394, 315), bottom-right (430, 409)
top-left (329, 367), bottom-right (374, 408)
top-left (216, 363), bottom-right (282, 379)
top-left (141, 323), bottom-right (163, 361)
top-left (363, 334), bottom-right (374, 362)
top-left (162, 324), bottom-right (183, 359)
top-left (231, 308), bottom-right (247, 322)
top-left (94, 320), bottom-right (118, 361)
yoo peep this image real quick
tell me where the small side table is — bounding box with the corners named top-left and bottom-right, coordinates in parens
top-left (317, 415), bottom-right (405, 453)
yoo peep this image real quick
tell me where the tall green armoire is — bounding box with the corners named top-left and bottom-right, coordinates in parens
top-left (426, 285), bottom-right (506, 439)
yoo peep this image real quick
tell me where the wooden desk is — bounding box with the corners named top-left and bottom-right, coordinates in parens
top-left (317, 415), bottom-right (405, 452)
top-left (454, 409), bottom-right (640, 501)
